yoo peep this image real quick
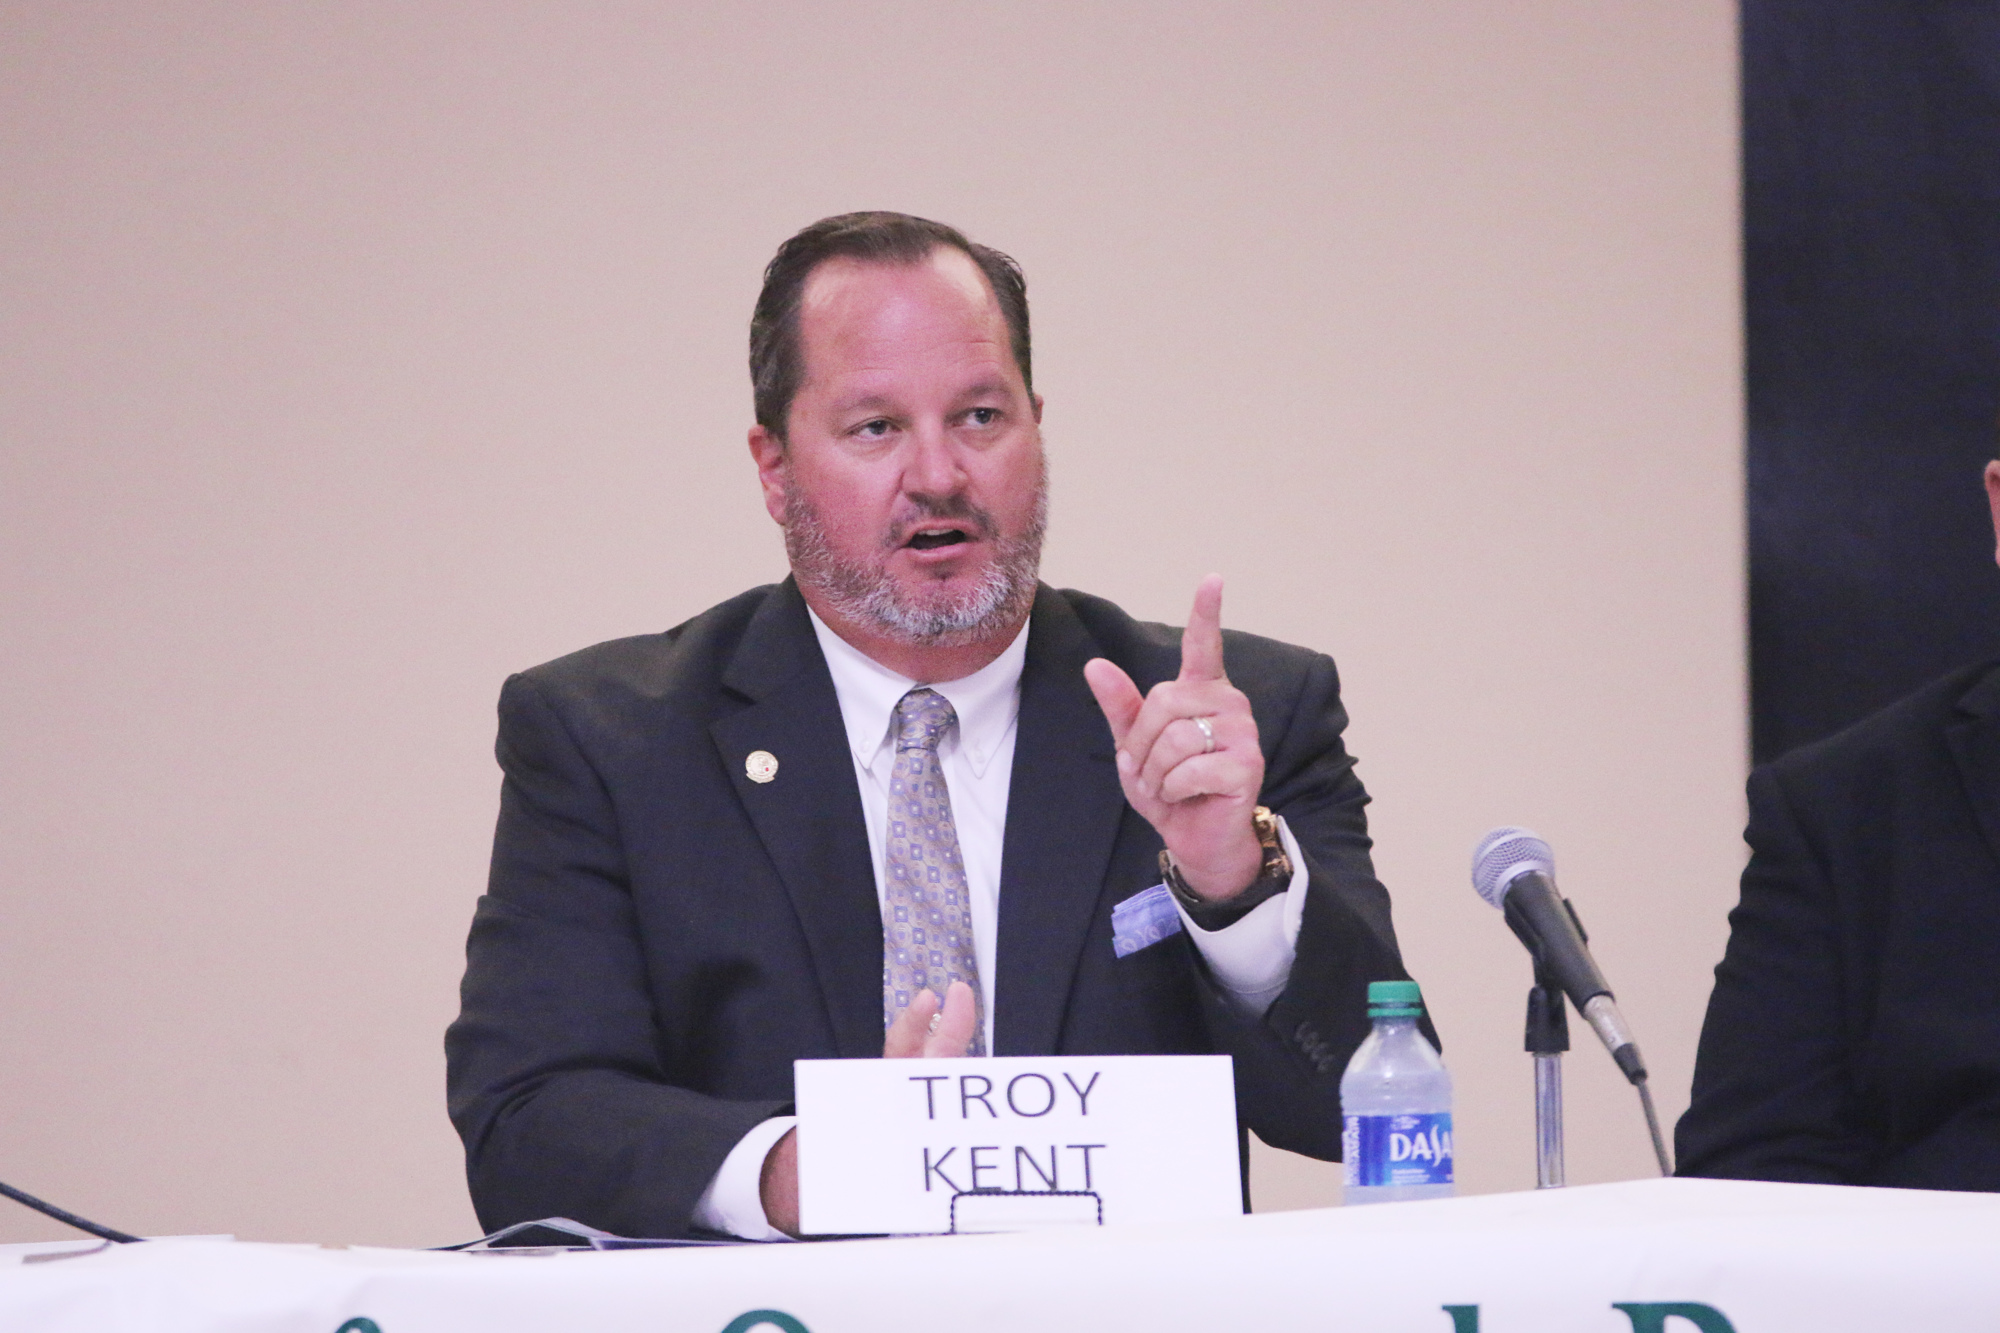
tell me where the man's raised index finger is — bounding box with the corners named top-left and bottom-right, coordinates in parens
top-left (1179, 574), bottom-right (1228, 681)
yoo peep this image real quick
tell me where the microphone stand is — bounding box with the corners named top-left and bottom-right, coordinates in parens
top-left (1524, 959), bottom-right (1568, 1189)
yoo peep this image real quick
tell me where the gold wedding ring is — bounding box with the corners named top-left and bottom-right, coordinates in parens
top-left (1192, 715), bottom-right (1216, 754)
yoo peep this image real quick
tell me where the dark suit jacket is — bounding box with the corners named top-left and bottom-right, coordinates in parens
top-left (1677, 660), bottom-right (2000, 1190)
top-left (445, 580), bottom-right (1416, 1236)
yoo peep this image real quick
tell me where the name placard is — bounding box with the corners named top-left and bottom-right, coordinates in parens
top-left (794, 1053), bottom-right (1241, 1236)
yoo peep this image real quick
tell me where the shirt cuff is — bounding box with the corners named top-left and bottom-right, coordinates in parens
top-left (690, 1114), bottom-right (798, 1242)
top-left (1173, 816), bottom-right (1308, 1018)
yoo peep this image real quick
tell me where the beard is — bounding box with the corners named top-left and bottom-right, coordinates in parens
top-left (783, 460), bottom-right (1048, 650)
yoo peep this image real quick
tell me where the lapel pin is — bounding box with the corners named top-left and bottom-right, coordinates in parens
top-left (745, 750), bottom-right (779, 784)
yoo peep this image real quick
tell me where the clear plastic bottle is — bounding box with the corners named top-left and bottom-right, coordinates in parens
top-left (1340, 980), bottom-right (1454, 1204)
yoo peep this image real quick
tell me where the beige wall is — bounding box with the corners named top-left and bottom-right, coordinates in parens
top-left (0, 3), bottom-right (1742, 1245)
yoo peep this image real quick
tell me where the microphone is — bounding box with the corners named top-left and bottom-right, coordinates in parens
top-left (1471, 827), bottom-right (1648, 1087)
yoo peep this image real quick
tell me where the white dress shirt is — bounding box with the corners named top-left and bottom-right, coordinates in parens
top-left (691, 609), bottom-right (1309, 1239)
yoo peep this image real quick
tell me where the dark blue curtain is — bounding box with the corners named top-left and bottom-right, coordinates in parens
top-left (1746, 0), bottom-right (2000, 763)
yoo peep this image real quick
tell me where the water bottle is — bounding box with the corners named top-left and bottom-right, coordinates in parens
top-left (1340, 979), bottom-right (1454, 1204)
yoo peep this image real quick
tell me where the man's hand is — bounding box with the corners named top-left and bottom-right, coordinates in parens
top-left (882, 980), bottom-right (980, 1059)
top-left (759, 1127), bottom-right (800, 1237)
top-left (1083, 574), bottom-right (1266, 902)
top-left (759, 981), bottom-right (979, 1236)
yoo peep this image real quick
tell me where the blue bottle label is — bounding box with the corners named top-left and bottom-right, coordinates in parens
top-left (1342, 1112), bottom-right (1454, 1188)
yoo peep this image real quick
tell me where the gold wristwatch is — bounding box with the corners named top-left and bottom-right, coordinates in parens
top-left (1160, 806), bottom-right (1294, 931)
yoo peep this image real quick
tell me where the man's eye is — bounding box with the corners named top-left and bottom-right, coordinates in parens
top-left (854, 419), bottom-right (893, 438)
top-left (965, 408), bottom-right (999, 427)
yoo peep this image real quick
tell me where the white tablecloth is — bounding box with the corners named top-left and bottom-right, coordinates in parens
top-left (4, 1177), bottom-right (1996, 1332)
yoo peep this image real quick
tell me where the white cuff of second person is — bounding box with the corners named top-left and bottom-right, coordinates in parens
top-left (1174, 816), bottom-right (1308, 1018)
top-left (690, 1114), bottom-right (798, 1242)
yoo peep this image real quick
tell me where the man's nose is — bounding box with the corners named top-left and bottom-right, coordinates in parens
top-left (902, 422), bottom-right (967, 498)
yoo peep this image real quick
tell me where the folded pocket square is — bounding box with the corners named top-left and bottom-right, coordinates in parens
top-left (1112, 882), bottom-right (1183, 958)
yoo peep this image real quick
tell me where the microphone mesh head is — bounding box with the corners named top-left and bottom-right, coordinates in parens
top-left (1472, 826), bottom-right (1554, 908)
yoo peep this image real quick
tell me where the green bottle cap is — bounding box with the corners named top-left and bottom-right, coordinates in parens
top-left (1367, 979), bottom-right (1424, 1017)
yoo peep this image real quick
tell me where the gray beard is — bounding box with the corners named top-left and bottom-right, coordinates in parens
top-left (783, 466), bottom-right (1047, 650)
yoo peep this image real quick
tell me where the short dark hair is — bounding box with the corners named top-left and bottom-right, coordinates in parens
top-left (749, 211), bottom-right (1032, 438)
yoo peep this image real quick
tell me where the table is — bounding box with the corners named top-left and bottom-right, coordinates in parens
top-left (4, 1177), bottom-right (1997, 1332)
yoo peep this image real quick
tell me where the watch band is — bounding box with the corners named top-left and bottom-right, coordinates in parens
top-left (1160, 806), bottom-right (1295, 931)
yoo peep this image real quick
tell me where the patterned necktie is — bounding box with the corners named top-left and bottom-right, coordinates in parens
top-left (880, 687), bottom-right (986, 1056)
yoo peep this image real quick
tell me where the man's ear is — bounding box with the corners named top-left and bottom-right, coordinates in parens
top-left (749, 425), bottom-right (789, 525)
top-left (1032, 393), bottom-right (1044, 426)
top-left (1985, 461), bottom-right (2000, 569)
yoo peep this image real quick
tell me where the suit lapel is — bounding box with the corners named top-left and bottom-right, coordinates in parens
top-left (710, 581), bottom-right (883, 1058)
top-left (993, 588), bottom-right (1133, 1055)
top-left (1947, 665), bottom-right (2000, 873)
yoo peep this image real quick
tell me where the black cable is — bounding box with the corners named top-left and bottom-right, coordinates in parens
top-left (0, 1178), bottom-right (143, 1243)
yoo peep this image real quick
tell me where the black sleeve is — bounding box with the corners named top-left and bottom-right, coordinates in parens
top-left (444, 673), bottom-right (787, 1238)
top-left (1674, 764), bottom-right (1878, 1183)
top-left (1195, 649), bottom-right (1420, 1160)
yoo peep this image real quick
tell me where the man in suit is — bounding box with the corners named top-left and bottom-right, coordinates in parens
top-left (446, 212), bottom-right (1419, 1238)
top-left (1676, 460), bottom-right (2000, 1190)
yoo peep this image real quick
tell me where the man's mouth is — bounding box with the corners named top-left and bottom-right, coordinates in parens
top-left (905, 528), bottom-right (971, 551)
